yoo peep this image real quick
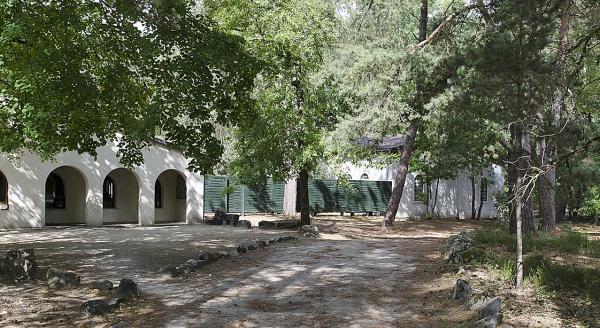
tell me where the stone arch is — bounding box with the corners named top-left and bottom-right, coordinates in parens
top-left (102, 168), bottom-right (140, 224)
top-left (154, 169), bottom-right (186, 223)
top-left (45, 166), bottom-right (87, 225)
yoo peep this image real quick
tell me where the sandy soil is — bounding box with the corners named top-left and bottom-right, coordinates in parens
top-left (0, 216), bottom-right (483, 327)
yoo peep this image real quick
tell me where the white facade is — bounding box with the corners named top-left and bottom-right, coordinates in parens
top-left (0, 141), bottom-right (204, 229)
top-left (342, 161), bottom-right (504, 219)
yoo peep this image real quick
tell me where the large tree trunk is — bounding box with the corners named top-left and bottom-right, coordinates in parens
top-left (431, 178), bottom-right (440, 216)
top-left (537, 150), bottom-right (556, 230)
top-left (509, 124), bottom-right (535, 234)
top-left (297, 168), bottom-right (310, 225)
top-left (537, 0), bottom-right (572, 231)
top-left (477, 180), bottom-right (484, 220)
top-left (382, 0), bottom-right (427, 227)
top-left (383, 119), bottom-right (419, 227)
top-left (471, 174), bottom-right (476, 220)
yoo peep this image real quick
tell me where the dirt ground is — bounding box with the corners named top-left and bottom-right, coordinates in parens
top-left (0, 216), bottom-right (485, 327)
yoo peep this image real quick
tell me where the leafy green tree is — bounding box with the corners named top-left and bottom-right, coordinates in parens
top-left (0, 0), bottom-right (258, 172)
top-left (325, 0), bottom-right (497, 227)
top-left (580, 187), bottom-right (600, 225)
top-left (205, 0), bottom-right (346, 224)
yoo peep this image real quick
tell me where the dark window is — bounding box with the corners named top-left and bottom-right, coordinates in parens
top-left (481, 178), bottom-right (489, 202)
top-left (176, 174), bottom-right (186, 199)
top-left (360, 173), bottom-right (369, 180)
top-left (103, 176), bottom-right (116, 208)
top-left (0, 171), bottom-right (7, 209)
top-left (155, 180), bottom-right (162, 208)
top-left (414, 175), bottom-right (427, 202)
top-left (45, 173), bottom-right (66, 209)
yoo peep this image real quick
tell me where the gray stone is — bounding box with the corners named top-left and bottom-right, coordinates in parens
top-left (259, 220), bottom-right (300, 230)
top-left (210, 210), bottom-right (240, 226)
top-left (476, 297), bottom-right (502, 328)
top-left (197, 251), bottom-right (221, 263)
top-left (257, 240), bottom-right (269, 248)
top-left (46, 268), bottom-right (81, 288)
top-left (443, 231), bottom-right (474, 261)
top-left (80, 299), bottom-right (113, 316)
top-left (178, 259), bottom-right (207, 274)
top-left (228, 249), bottom-right (240, 257)
top-left (237, 245), bottom-right (247, 254)
top-left (159, 266), bottom-right (182, 278)
top-left (479, 297), bottom-right (502, 318)
top-left (239, 240), bottom-right (258, 251)
top-left (112, 278), bottom-right (139, 301)
top-left (235, 220), bottom-right (252, 229)
top-left (215, 250), bottom-right (231, 258)
top-left (452, 279), bottom-right (472, 301)
top-left (299, 225), bottom-right (319, 238)
top-left (2, 249), bottom-right (37, 280)
top-left (88, 279), bottom-right (113, 291)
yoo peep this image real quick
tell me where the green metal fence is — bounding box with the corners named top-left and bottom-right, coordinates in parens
top-left (203, 176), bottom-right (285, 214)
top-left (204, 176), bottom-right (392, 215)
top-left (303, 179), bottom-right (392, 214)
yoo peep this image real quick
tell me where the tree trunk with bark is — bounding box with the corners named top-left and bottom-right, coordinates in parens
top-left (477, 181), bottom-right (484, 220)
top-left (537, 0), bottom-right (572, 231)
top-left (515, 173), bottom-right (524, 289)
top-left (383, 0), bottom-right (427, 227)
top-left (471, 174), bottom-right (476, 220)
top-left (431, 178), bottom-right (440, 216)
top-left (383, 119), bottom-right (419, 227)
top-left (509, 124), bottom-right (535, 234)
top-left (297, 168), bottom-right (310, 225)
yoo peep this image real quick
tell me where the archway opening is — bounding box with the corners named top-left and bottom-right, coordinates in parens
top-left (102, 168), bottom-right (140, 224)
top-left (154, 170), bottom-right (186, 223)
top-left (0, 170), bottom-right (8, 210)
top-left (45, 166), bottom-right (87, 225)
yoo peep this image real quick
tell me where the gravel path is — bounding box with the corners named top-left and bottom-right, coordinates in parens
top-left (0, 217), bottom-right (482, 327)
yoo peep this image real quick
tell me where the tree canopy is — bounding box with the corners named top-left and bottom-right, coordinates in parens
top-left (0, 0), bottom-right (258, 171)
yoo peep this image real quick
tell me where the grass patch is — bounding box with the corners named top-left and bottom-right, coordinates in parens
top-left (472, 226), bottom-right (596, 257)
top-left (462, 250), bottom-right (600, 301)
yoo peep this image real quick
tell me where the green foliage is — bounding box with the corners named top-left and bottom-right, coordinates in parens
top-left (462, 249), bottom-right (600, 301)
top-left (0, 0), bottom-right (258, 171)
top-left (472, 226), bottom-right (595, 257)
top-left (205, 0), bottom-right (347, 183)
top-left (579, 187), bottom-right (600, 220)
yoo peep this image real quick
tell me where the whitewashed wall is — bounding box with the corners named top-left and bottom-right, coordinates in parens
top-left (0, 141), bottom-right (204, 229)
top-left (341, 161), bottom-right (504, 219)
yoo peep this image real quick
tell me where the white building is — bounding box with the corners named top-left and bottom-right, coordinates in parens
top-left (342, 160), bottom-right (504, 219)
top-left (0, 140), bottom-right (204, 229)
top-left (0, 135), bottom-right (503, 229)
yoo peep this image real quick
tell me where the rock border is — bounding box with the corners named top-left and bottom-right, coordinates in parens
top-left (161, 234), bottom-right (299, 278)
top-left (444, 232), bottom-right (503, 328)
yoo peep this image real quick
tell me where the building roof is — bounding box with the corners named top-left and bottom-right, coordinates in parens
top-left (353, 136), bottom-right (404, 152)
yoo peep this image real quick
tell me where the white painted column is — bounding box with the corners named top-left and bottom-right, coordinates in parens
top-left (138, 180), bottom-right (154, 226)
top-left (186, 173), bottom-right (204, 224)
top-left (86, 175), bottom-right (103, 226)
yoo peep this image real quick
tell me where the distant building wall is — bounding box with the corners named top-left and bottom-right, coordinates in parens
top-left (338, 161), bottom-right (504, 219)
top-left (0, 140), bottom-right (204, 229)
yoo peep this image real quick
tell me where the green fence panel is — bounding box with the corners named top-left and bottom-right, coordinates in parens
top-left (204, 176), bottom-right (286, 214)
top-left (203, 176), bottom-right (228, 212)
top-left (304, 179), bottom-right (392, 214)
top-left (205, 176), bottom-right (390, 215)
top-left (271, 182), bottom-right (285, 213)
